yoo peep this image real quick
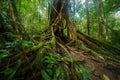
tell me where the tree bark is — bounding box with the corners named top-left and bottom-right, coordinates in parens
top-left (97, 0), bottom-right (103, 40)
top-left (85, 0), bottom-right (90, 35)
top-left (49, 0), bottom-right (77, 42)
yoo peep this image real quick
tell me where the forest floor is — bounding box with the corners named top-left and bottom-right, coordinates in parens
top-left (55, 45), bottom-right (120, 80)
top-left (0, 40), bottom-right (120, 80)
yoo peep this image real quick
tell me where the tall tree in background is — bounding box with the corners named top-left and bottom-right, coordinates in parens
top-left (97, 0), bottom-right (103, 40)
top-left (85, 0), bottom-right (90, 35)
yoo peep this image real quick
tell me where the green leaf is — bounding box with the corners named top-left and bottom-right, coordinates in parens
top-left (22, 40), bottom-right (30, 47)
top-left (8, 32), bottom-right (18, 38)
top-left (22, 40), bottom-right (34, 47)
top-left (0, 50), bottom-right (9, 62)
top-left (53, 66), bottom-right (60, 79)
top-left (41, 70), bottom-right (51, 80)
top-left (2, 68), bottom-right (16, 80)
top-left (79, 65), bottom-right (91, 80)
top-left (44, 54), bottom-right (58, 64)
top-left (61, 56), bottom-right (72, 62)
top-left (8, 70), bottom-right (16, 80)
top-left (2, 68), bottom-right (13, 75)
top-left (46, 69), bottom-right (53, 76)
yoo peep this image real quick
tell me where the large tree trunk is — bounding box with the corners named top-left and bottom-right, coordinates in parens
top-left (49, 0), bottom-right (77, 42)
top-left (97, 0), bottom-right (103, 40)
top-left (49, 0), bottom-right (68, 38)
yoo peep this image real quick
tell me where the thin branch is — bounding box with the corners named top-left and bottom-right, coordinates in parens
top-left (7, 0), bottom-right (36, 79)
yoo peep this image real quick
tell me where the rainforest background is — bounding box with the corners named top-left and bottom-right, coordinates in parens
top-left (0, 0), bottom-right (120, 80)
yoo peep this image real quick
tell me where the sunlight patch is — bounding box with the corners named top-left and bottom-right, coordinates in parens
top-left (115, 11), bottom-right (120, 18)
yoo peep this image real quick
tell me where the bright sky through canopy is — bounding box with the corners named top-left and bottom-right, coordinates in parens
top-left (81, 0), bottom-right (85, 4)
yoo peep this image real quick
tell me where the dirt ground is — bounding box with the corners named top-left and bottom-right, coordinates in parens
top-left (56, 45), bottom-right (120, 80)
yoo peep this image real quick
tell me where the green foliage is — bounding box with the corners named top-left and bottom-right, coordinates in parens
top-left (22, 40), bottom-right (34, 47)
top-left (46, 47), bottom-right (90, 80)
top-left (80, 65), bottom-right (91, 80)
top-left (2, 68), bottom-right (16, 80)
top-left (61, 56), bottom-right (73, 62)
top-left (104, 0), bottom-right (120, 13)
top-left (41, 70), bottom-right (52, 80)
top-left (32, 42), bottom-right (91, 80)
top-left (7, 32), bottom-right (18, 39)
top-left (44, 54), bottom-right (58, 64)
top-left (0, 50), bottom-right (9, 63)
